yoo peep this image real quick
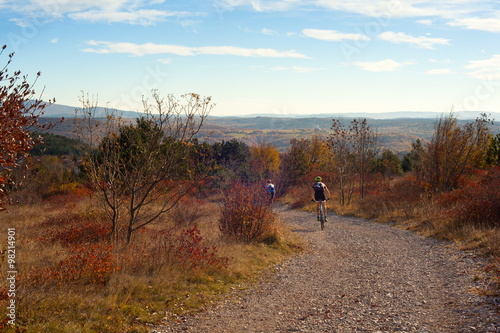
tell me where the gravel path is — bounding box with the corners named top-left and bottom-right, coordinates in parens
top-left (152, 206), bottom-right (500, 332)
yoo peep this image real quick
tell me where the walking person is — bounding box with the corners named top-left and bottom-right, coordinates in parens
top-left (312, 176), bottom-right (330, 221)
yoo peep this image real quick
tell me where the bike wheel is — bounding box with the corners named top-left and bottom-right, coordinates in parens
top-left (319, 206), bottom-right (325, 230)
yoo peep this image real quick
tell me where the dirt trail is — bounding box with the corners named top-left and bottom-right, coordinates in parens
top-left (153, 206), bottom-right (499, 332)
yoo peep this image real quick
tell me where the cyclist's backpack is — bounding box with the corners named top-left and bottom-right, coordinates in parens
top-left (313, 182), bottom-right (324, 192)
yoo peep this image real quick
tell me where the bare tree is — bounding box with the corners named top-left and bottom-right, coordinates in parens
top-left (350, 119), bottom-right (379, 199)
top-left (327, 119), bottom-right (356, 206)
top-left (327, 119), bottom-right (379, 204)
top-left (75, 91), bottom-right (214, 243)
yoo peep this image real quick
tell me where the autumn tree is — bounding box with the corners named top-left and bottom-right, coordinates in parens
top-left (373, 149), bottom-right (402, 185)
top-left (75, 91), bottom-right (213, 243)
top-left (401, 139), bottom-right (424, 173)
top-left (421, 112), bottom-right (492, 193)
top-left (486, 133), bottom-right (500, 167)
top-left (211, 139), bottom-right (251, 184)
top-left (277, 135), bottom-right (330, 196)
top-left (249, 141), bottom-right (280, 180)
top-left (0, 45), bottom-right (54, 210)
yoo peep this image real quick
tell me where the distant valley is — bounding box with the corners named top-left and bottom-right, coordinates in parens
top-left (41, 103), bottom-right (500, 155)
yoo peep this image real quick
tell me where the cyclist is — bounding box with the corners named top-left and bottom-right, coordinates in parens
top-left (312, 176), bottom-right (330, 221)
top-left (265, 180), bottom-right (275, 205)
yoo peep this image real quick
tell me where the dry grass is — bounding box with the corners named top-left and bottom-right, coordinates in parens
top-left (0, 192), bottom-right (301, 332)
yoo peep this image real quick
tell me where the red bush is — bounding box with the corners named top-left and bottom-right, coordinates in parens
top-left (37, 212), bottom-right (111, 245)
top-left (175, 225), bottom-right (229, 271)
top-left (438, 167), bottom-right (500, 226)
top-left (24, 243), bottom-right (116, 287)
top-left (219, 182), bottom-right (276, 242)
top-left (360, 174), bottom-right (426, 218)
top-left (132, 225), bottom-right (229, 273)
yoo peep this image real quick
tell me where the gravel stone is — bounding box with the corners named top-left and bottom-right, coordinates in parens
top-left (152, 205), bottom-right (500, 332)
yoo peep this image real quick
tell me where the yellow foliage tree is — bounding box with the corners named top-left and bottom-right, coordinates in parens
top-left (249, 141), bottom-right (280, 179)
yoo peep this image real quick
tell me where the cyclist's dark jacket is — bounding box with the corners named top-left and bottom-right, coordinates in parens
top-left (313, 182), bottom-right (326, 201)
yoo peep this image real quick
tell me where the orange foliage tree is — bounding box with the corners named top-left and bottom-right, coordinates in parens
top-left (249, 141), bottom-right (280, 179)
top-left (0, 45), bottom-right (54, 210)
top-left (421, 113), bottom-right (492, 193)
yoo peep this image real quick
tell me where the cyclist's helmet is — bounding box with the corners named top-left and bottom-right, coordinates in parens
top-left (267, 180), bottom-right (272, 183)
top-left (315, 176), bottom-right (322, 182)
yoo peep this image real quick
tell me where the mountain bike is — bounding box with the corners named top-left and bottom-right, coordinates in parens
top-left (312, 199), bottom-right (327, 230)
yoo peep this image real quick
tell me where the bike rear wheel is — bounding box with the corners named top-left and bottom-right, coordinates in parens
top-left (319, 205), bottom-right (325, 230)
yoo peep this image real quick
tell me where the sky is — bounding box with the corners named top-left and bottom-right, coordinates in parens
top-left (1, 0), bottom-right (500, 117)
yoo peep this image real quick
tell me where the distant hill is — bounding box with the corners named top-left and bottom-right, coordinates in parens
top-left (42, 103), bottom-right (142, 118)
top-left (40, 103), bottom-right (500, 155)
top-left (241, 110), bottom-right (500, 120)
top-left (42, 102), bottom-right (500, 121)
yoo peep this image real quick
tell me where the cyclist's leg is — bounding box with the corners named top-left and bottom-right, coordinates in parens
top-left (322, 200), bottom-right (327, 220)
top-left (316, 201), bottom-right (320, 218)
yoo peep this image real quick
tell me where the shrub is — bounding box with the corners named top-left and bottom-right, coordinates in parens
top-left (37, 211), bottom-right (111, 245)
top-left (124, 225), bottom-right (229, 274)
top-left (219, 181), bottom-right (276, 242)
top-left (174, 225), bottom-right (229, 271)
top-left (170, 199), bottom-right (206, 227)
top-left (438, 167), bottom-right (500, 227)
top-left (24, 243), bottom-right (115, 287)
top-left (359, 174), bottom-right (426, 220)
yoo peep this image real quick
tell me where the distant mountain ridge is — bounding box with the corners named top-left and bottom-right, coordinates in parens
top-left (42, 102), bottom-right (500, 120)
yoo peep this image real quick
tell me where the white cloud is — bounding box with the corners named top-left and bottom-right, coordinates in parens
top-left (426, 68), bottom-right (452, 75)
top-left (261, 28), bottom-right (279, 36)
top-left (68, 9), bottom-right (191, 25)
top-left (271, 66), bottom-right (324, 73)
top-left (352, 59), bottom-right (404, 72)
top-left (377, 31), bottom-right (450, 49)
top-left (218, 0), bottom-right (493, 21)
top-left (217, 0), bottom-right (305, 12)
top-left (448, 17), bottom-right (500, 33)
top-left (417, 19), bottom-right (433, 25)
top-left (5, 0), bottom-right (201, 26)
top-left (50, 38), bottom-right (58, 43)
top-left (7, 0), bottom-right (129, 16)
top-left (83, 40), bottom-right (309, 58)
top-left (465, 54), bottom-right (500, 79)
top-left (313, 0), bottom-right (484, 18)
top-left (302, 29), bottom-right (370, 42)
top-left (429, 59), bottom-right (451, 64)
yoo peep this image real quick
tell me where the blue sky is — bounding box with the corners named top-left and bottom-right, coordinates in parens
top-left (1, 0), bottom-right (500, 116)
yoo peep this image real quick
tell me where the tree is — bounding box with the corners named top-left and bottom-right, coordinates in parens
top-left (277, 135), bottom-right (330, 197)
top-left (327, 119), bottom-right (357, 206)
top-left (401, 139), bottom-right (424, 173)
top-left (421, 112), bottom-right (492, 193)
top-left (75, 91), bottom-right (213, 243)
top-left (486, 133), bottom-right (500, 167)
top-left (327, 118), bottom-right (379, 204)
top-left (249, 141), bottom-right (280, 180)
top-left (350, 119), bottom-right (379, 199)
top-left (210, 139), bottom-right (251, 184)
top-left (0, 45), bottom-right (54, 210)
top-left (373, 149), bottom-right (402, 185)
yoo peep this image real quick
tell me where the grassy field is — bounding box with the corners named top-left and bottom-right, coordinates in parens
top-left (0, 192), bottom-right (303, 332)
